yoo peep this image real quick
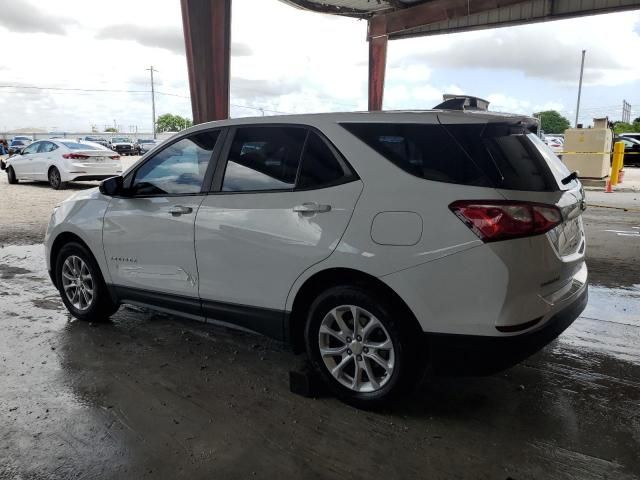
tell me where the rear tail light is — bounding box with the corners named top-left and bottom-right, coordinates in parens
top-left (63, 153), bottom-right (90, 160)
top-left (110, 155), bottom-right (120, 160)
top-left (449, 200), bottom-right (562, 242)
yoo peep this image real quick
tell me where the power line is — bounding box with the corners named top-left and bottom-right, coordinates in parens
top-left (0, 84), bottom-right (150, 94)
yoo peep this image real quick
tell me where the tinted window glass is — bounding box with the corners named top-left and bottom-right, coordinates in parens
top-left (298, 132), bottom-right (347, 188)
top-left (222, 127), bottom-right (306, 192)
top-left (343, 122), bottom-right (562, 191)
top-left (444, 123), bottom-right (559, 191)
top-left (131, 131), bottom-right (219, 196)
top-left (342, 123), bottom-right (491, 187)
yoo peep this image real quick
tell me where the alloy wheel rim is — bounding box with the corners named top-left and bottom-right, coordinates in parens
top-left (318, 305), bottom-right (395, 393)
top-left (61, 255), bottom-right (94, 311)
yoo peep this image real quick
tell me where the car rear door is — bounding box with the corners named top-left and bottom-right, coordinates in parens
top-left (33, 141), bottom-right (58, 179)
top-left (102, 130), bottom-right (223, 311)
top-left (195, 125), bottom-right (362, 337)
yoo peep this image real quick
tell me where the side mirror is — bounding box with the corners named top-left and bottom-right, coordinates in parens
top-left (99, 176), bottom-right (124, 196)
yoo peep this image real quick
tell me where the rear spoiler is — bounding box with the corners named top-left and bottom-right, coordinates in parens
top-left (434, 95), bottom-right (490, 112)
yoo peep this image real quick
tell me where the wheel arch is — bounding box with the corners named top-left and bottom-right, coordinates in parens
top-left (49, 232), bottom-right (95, 288)
top-left (288, 267), bottom-right (422, 354)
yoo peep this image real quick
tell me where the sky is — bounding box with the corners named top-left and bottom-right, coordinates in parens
top-left (0, 0), bottom-right (639, 133)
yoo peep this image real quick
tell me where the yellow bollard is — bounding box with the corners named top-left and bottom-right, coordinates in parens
top-left (610, 142), bottom-right (624, 186)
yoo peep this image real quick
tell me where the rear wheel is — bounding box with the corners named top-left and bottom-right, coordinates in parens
top-left (305, 286), bottom-right (421, 408)
top-left (7, 166), bottom-right (18, 184)
top-left (48, 166), bottom-right (65, 189)
top-left (55, 242), bottom-right (119, 321)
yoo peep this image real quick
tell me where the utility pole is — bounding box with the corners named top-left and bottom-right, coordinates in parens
top-left (622, 100), bottom-right (631, 123)
top-left (146, 66), bottom-right (158, 139)
top-left (574, 50), bottom-right (586, 128)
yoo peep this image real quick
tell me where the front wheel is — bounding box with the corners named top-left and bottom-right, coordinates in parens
top-left (7, 166), bottom-right (18, 184)
top-left (48, 166), bottom-right (65, 189)
top-left (55, 242), bottom-right (119, 321)
top-left (305, 286), bottom-right (421, 408)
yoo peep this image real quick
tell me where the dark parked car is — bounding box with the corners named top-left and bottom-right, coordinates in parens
top-left (135, 138), bottom-right (157, 154)
top-left (619, 133), bottom-right (640, 143)
top-left (83, 136), bottom-right (109, 148)
top-left (8, 140), bottom-right (28, 155)
top-left (618, 137), bottom-right (640, 167)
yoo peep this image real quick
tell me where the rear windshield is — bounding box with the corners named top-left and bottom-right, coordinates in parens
top-left (342, 122), bottom-right (570, 191)
top-left (62, 142), bottom-right (99, 150)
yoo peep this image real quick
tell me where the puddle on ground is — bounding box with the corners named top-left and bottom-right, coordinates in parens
top-left (557, 284), bottom-right (640, 364)
top-left (1, 244), bottom-right (639, 479)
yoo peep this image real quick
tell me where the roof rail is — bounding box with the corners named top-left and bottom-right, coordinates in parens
top-left (434, 95), bottom-right (490, 112)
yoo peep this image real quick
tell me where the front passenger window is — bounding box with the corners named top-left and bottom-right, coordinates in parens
top-left (22, 143), bottom-right (39, 155)
top-left (131, 131), bottom-right (219, 196)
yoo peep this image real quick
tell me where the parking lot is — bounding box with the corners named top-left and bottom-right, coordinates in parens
top-left (1, 163), bottom-right (639, 479)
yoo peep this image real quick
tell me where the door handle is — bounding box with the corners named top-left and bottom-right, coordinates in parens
top-left (168, 205), bottom-right (193, 216)
top-left (293, 202), bottom-right (331, 214)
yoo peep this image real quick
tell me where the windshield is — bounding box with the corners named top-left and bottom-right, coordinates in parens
top-left (112, 137), bottom-right (131, 143)
top-left (11, 141), bottom-right (25, 146)
top-left (62, 142), bottom-right (99, 150)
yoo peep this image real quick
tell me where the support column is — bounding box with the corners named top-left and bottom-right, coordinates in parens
top-left (181, 0), bottom-right (232, 124)
top-left (368, 33), bottom-right (388, 111)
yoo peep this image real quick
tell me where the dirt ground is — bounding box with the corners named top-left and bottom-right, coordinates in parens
top-left (1, 164), bottom-right (639, 479)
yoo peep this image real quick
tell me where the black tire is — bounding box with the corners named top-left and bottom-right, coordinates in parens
top-left (55, 241), bottom-right (119, 322)
top-left (48, 166), bottom-right (65, 190)
top-left (304, 285), bottom-right (422, 408)
top-left (7, 166), bottom-right (18, 184)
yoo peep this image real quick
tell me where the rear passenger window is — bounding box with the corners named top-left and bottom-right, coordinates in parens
top-left (38, 142), bottom-right (57, 153)
top-left (222, 127), bottom-right (306, 192)
top-left (298, 132), bottom-right (346, 188)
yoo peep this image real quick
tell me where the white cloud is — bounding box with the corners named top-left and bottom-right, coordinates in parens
top-left (390, 11), bottom-right (640, 87)
top-left (0, 0), bottom-right (638, 131)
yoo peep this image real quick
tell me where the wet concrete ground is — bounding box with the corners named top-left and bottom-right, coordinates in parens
top-left (1, 183), bottom-right (639, 479)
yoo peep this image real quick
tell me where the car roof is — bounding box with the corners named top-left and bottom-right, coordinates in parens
top-left (181, 110), bottom-right (536, 137)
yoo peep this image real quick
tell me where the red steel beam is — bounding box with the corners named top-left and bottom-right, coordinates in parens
top-left (181, 0), bottom-right (232, 124)
top-left (368, 34), bottom-right (388, 111)
top-left (368, 0), bottom-right (526, 38)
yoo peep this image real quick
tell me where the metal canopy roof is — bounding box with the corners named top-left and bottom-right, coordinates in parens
top-left (282, 0), bottom-right (640, 39)
top-left (280, 0), bottom-right (429, 18)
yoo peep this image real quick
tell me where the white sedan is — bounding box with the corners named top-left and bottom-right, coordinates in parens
top-left (3, 139), bottom-right (123, 189)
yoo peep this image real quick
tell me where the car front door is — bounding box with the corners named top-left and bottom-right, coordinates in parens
top-left (195, 126), bottom-right (363, 337)
top-left (102, 130), bottom-right (222, 310)
top-left (12, 142), bottom-right (40, 177)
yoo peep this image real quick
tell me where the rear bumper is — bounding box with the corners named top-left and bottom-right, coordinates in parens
top-left (427, 286), bottom-right (588, 375)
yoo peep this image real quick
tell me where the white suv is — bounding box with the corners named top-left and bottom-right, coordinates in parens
top-left (44, 111), bottom-right (588, 406)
